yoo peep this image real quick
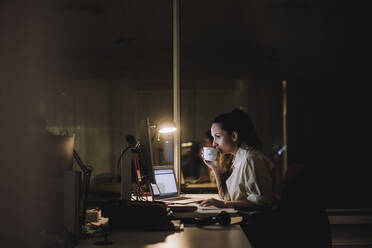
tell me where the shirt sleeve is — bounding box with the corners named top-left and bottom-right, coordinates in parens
top-left (243, 154), bottom-right (274, 207)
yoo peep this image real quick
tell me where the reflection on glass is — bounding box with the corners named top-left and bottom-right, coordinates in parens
top-left (180, 80), bottom-right (282, 185)
top-left (152, 130), bottom-right (174, 166)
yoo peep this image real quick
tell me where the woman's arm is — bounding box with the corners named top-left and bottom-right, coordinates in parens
top-left (202, 157), bottom-right (226, 199)
top-left (200, 198), bottom-right (259, 210)
top-left (224, 199), bottom-right (259, 210)
top-left (212, 168), bottom-right (225, 198)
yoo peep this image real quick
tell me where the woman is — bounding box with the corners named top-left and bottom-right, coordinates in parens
top-left (200, 108), bottom-right (280, 210)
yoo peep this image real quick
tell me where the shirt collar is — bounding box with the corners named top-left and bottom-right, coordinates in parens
top-left (232, 147), bottom-right (246, 170)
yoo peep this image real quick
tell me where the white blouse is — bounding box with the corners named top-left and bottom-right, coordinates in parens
top-left (224, 146), bottom-right (280, 208)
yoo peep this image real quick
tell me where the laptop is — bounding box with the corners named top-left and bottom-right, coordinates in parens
top-left (150, 167), bottom-right (204, 204)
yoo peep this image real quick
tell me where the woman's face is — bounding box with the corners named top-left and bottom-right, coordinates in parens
top-left (211, 123), bottom-right (238, 155)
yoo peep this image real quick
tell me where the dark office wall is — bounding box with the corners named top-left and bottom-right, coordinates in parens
top-left (285, 0), bottom-right (369, 209)
top-left (0, 1), bottom-right (56, 247)
top-left (287, 82), bottom-right (370, 208)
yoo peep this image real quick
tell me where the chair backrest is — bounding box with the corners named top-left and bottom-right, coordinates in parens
top-left (276, 164), bottom-right (332, 248)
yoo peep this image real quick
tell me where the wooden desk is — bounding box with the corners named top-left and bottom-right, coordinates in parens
top-left (77, 224), bottom-right (252, 248)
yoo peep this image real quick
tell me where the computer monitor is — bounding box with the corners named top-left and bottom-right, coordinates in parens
top-left (137, 117), bottom-right (156, 184)
top-left (120, 117), bottom-right (155, 200)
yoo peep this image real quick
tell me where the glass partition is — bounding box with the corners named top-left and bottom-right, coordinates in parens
top-left (180, 80), bottom-right (283, 185)
top-left (38, 2), bottom-right (173, 186)
top-left (179, 0), bottom-right (284, 186)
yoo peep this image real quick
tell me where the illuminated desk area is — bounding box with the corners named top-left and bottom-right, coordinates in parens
top-left (76, 222), bottom-right (252, 248)
top-left (77, 191), bottom-right (252, 248)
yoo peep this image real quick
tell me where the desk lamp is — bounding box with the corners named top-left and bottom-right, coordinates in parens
top-left (151, 120), bottom-right (177, 141)
top-left (119, 119), bottom-right (177, 201)
top-left (103, 119), bottom-right (178, 232)
top-left (116, 135), bottom-right (139, 171)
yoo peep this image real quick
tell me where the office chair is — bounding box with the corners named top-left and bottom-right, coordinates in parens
top-left (239, 164), bottom-right (332, 248)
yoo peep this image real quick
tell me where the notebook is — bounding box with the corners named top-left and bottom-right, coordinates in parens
top-left (151, 167), bottom-right (204, 204)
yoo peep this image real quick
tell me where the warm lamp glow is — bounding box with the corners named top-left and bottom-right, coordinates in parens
top-left (158, 122), bottom-right (177, 133)
top-left (159, 127), bottom-right (176, 133)
top-left (158, 120), bottom-right (177, 134)
top-left (150, 120), bottom-right (177, 141)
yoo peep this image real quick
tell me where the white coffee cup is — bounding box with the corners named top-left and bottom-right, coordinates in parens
top-left (203, 147), bottom-right (218, 161)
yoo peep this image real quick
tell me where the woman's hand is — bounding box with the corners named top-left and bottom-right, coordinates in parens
top-left (199, 198), bottom-right (226, 208)
top-left (201, 150), bottom-right (220, 172)
top-left (203, 159), bottom-right (219, 171)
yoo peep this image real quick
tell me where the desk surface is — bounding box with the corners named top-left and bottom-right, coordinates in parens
top-left (80, 193), bottom-right (251, 248)
top-left (77, 224), bottom-right (252, 248)
top-left (183, 182), bottom-right (216, 189)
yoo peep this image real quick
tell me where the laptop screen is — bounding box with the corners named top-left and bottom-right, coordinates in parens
top-left (154, 168), bottom-right (178, 196)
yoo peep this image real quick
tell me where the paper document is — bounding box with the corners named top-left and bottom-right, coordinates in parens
top-left (197, 205), bottom-right (237, 214)
top-left (184, 203), bottom-right (237, 214)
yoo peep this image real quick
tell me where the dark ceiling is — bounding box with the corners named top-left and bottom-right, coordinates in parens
top-left (2, 0), bottom-right (363, 81)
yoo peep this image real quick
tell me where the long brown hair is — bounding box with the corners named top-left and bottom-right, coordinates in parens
top-left (213, 108), bottom-right (261, 185)
top-left (213, 108), bottom-right (261, 150)
top-left (219, 153), bottom-right (234, 184)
